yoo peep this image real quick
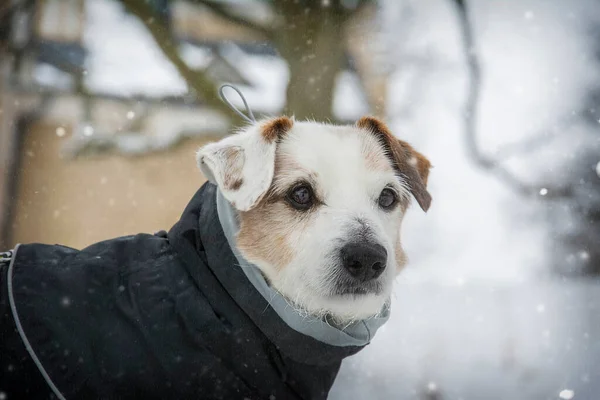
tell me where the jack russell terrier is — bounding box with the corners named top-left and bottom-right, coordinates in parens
top-left (1, 116), bottom-right (431, 400)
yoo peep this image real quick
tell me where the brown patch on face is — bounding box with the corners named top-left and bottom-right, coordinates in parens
top-left (237, 200), bottom-right (297, 271)
top-left (220, 146), bottom-right (245, 191)
top-left (395, 242), bottom-right (408, 274)
top-left (236, 151), bottom-right (317, 271)
top-left (229, 178), bottom-right (243, 191)
top-left (270, 151), bottom-right (320, 198)
top-left (357, 116), bottom-right (432, 212)
top-left (261, 116), bottom-right (294, 143)
top-left (362, 137), bottom-right (394, 172)
top-left (391, 211), bottom-right (408, 274)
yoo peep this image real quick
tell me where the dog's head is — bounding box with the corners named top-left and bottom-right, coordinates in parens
top-left (197, 116), bottom-right (431, 322)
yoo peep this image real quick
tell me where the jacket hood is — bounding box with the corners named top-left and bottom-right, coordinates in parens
top-left (168, 183), bottom-right (371, 365)
top-left (215, 187), bottom-right (390, 347)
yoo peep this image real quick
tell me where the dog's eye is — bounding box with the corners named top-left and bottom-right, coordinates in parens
top-left (287, 185), bottom-right (313, 210)
top-left (378, 188), bottom-right (398, 210)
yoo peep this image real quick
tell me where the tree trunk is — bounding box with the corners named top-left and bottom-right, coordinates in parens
top-left (273, 1), bottom-right (346, 121)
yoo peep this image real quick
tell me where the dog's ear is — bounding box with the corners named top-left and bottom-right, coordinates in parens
top-left (357, 116), bottom-right (432, 212)
top-left (197, 117), bottom-right (293, 211)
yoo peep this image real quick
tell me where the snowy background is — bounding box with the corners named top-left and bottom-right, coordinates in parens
top-left (2, 0), bottom-right (600, 398)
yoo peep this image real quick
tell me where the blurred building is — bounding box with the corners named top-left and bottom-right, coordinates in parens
top-left (0, 0), bottom-right (258, 249)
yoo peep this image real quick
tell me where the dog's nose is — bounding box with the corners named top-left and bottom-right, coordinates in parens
top-left (340, 243), bottom-right (387, 281)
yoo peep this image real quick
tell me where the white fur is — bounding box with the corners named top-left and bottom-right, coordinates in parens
top-left (199, 120), bottom-right (411, 322)
top-left (196, 123), bottom-right (276, 211)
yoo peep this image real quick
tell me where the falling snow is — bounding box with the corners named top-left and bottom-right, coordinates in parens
top-left (83, 125), bottom-right (94, 137)
top-left (559, 389), bottom-right (575, 399)
top-left (9, 0), bottom-right (600, 399)
top-left (578, 251), bottom-right (590, 261)
top-left (61, 297), bottom-right (71, 307)
top-left (56, 127), bottom-right (66, 137)
top-left (536, 303), bottom-right (546, 313)
top-left (427, 382), bottom-right (438, 392)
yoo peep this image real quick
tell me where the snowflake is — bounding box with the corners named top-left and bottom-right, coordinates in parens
top-left (578, 251), bottom-right (590, 261)
top-left (595, 161), bottom-right (600, 178)
top-left (83, 125), bottom-right (94, 137)
top-left (61, 297), bottom-right (71, 307)
top-left (536, 303), bottom-right (545, 313)
top-left (539, 188), bottom-right (548, 196)
top-left (0, 391), bottom-right (6, 400)
top-left (126, 111), bottom-right (135, 120)
top-left (559, 389), bottom-right (575, 399)
top-left (56, 127), bottom-right (66, 137)
top-left (427, 382), bottom-right (438, 393)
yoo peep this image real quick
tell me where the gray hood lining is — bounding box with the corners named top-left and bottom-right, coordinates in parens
top-left (215, 189), bottom-right (390, 347)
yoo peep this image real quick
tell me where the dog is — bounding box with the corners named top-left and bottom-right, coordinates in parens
top-left (198, 116), bottom-right (431, 322)
top-left (0, 116), bottom-right (431, 400)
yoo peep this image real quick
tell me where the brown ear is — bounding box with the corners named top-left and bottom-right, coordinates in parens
top-left (357, 116), bottom-right (432, 212)
top-left (401, 140), bottom-right (432, 186)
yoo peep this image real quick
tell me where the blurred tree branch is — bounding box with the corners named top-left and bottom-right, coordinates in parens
top-left (121, 0), bottom-right (235, 119)
top-left (493, 115), bottom-right (577, 162)
top-left (189, 0), bottom-right (273, 38)
top-left (122, 0), bottom-right (380, 121)
top-left (186, 0), bottom-right (374, 38)
top-left (188, 0), bottom-right (378, 120)
top-left (452, 0), bottom-right (573, 199)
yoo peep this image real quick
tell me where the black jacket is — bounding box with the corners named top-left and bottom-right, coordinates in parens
top-left (1, 183), bottom-right (364, 400)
